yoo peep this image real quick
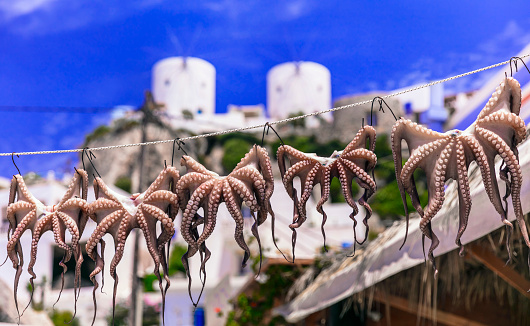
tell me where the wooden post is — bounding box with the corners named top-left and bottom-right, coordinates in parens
top-left (372, 291), bottom-right (487, 326)
top-left (129, 94), bottom-right (149, 326)
top-left (467, 242), bottom-right (530, 298)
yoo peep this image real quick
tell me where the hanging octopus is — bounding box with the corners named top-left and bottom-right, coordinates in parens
top-left (86, 166), bottom-right (179, 324)
top-left (277, 125), bottom-right (377, 258)
top-left (178, 145), bottom-right (274, 305)
top-left (6, 169), bottom-right (89, 319)
top-left (392, 77), bottom-right (529, 272)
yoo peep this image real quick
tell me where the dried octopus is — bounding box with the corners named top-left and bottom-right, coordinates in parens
top-left (277, 125), bottom-right (377, 258)
top-left (392, 77), bottom-right (530, 272)
top-left (5, 169), bottom-right (89, 319)
top-left (87, 166), bottom-right (179, 324)
top-left (178, 145), bottom-right (274, 305)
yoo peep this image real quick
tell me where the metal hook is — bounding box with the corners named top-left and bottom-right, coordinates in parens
top-left (261, 122), bottom-right (285, 147)
top-left (12, 153), bottom-right (21, 175)
top-left (83, 147), bottom-right (101, 178)
top-left (370, 96), bottom-right (399, 126)
top-left (171, 138), bottom-right (188, 166)
top-left (509, 56), bottom-right (530, 77)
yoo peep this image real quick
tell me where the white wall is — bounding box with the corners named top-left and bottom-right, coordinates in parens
top-left (267, 61), bottom-right (331, 120)
top-left (152, 57), bottom-right (216, 118)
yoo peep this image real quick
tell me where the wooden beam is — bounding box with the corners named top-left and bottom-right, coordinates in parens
top-left (266, 257), bottom-right (314, 266)
top-left (467, 242), bottom-right (530, 299)
top-left (373, 291), bottom-right (487, 326)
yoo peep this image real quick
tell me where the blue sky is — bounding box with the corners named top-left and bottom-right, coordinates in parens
top-left (1, 0), bottom-right (530, 176)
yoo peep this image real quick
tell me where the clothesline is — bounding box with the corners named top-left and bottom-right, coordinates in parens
top-left (2, 54), bottom-right (529, 157)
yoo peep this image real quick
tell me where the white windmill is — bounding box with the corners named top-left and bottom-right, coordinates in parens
top-left (152, 56), bottom-right (216, 120)
top-left (267, 61), bottom-right (332, 124)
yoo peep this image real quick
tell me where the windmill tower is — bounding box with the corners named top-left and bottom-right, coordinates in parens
top-left (152, 57), bottom-right (216, 119)
top-left (267, 61), bottom-right (331, 122)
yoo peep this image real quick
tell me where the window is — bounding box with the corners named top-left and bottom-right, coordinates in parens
top-left (52, 242), bottom-right (95, 289)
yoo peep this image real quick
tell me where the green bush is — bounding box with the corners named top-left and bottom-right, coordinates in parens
top-left (114, 176), bottom-right (132, 193)
top-left (143, 244), bottom-right (187, 292)
top-left (168, 244), bottom-right (187, 276)
top-left (84, 125), bottom-right (111, 144)
top-left (222, 138), bottom-right (252, 172)
top-left (49, 310), bottom-right (79, 326)
top-left (226, 264), bottom-right (299, 326)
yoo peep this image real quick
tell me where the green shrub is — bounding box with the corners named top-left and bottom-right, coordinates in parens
top-left (222, 138), bottom-right (252, 172)
top-left (49, 310), bottom-right (79, 326)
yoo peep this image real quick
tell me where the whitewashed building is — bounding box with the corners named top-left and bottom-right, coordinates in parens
top-left (0, 174), bottom-right (150, 326)
top-left (267, 61), bottom-right (332, 125)
top-left (152, 57), bottom-right (216, 119)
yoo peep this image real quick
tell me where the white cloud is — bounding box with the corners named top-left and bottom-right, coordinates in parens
top-left (390, 20), bottom-right (530, 95)
top-left (0, 0), bottom-right (56, 20)
top-left (281, 0), bottom-right (311, 21)
top-left (0, 0), bottom-right (169, 35)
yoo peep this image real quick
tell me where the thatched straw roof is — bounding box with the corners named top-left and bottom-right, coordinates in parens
top-left (275, 131), bottom-right (530, 323)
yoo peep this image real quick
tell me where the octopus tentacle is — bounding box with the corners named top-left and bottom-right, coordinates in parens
top-left (254, 146), bottom-right (275, 202)
top-left (316, 168), bottom-right (331, 250)
top-left (341, 149), bottom-right (378, 171)
top-left (229, 167), bottom-right (267, 223)
top-left (141, 204), bottom-right (175, 253)
top-left (108, 219), bottom-right (132, 322)
top-left (52, 213), bottom-right (71, 306)
top-left (282, 160), bottom-right (315, 201)
top-left (392, 120), bottom-right (445, 249)
top-left (142, 190), bottom-right (178, 247)
top-left (5, 201), bottom-right (34, 228)
top-left (223, 180), bottom-right (250, 266)
top-left (419, 141), bottom-right (452, 236)
top-left (136, 207), bottom-right (165, 303)
top-left (142, 166), bottom-right (180, 199)
top-left (7, 170), bottom-right (89, 317)
top-left (13, 242), bottom-right (24, 322)
top-left (7, 209), bottom-right (37, 269)
top-left (58, 170), bottom-right (85, 206)
top-left (463, 135), bottom-right (505, 217)
top-left (343, 125), bottom-right (377, 153)
top-left (177, 173), bottom-right (212, 207)
top-left (86, 210), bottom-right (123, 260)
top-left (478, 111), bottom-right (526, 144)
top-left (455, 140), bottom-right (472, 255)
top-left (391, 120), bottom-right (413, 247)
top-left (177, 147), bottom-right (274, 305)
top-left (336, 163), bottom-right (360, 243)
top-left (139, 201), bottom-right (176, 325)
top-left (182, 155), bottom-right (218, 176)
top-left (476, 126), bottom-right (530, 250)
top-left (294, 163), bottom-right (321, 229)
top-left (227, 177), bottom-right (259, 212)
top-left (181, 179), bottom-right (216, 255)
top-left (27, 213), bottom-right (53, 306)
top-left (341, 159), bottom-right (375, 244)
top-left (477, 127), bottom-right (529, 247)
top-left (228, 177), bottom-right (261, 264)
top-left (278, 128), bottom-right (377, 256)
top-left (422, 141), bottom-right (453, 271)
